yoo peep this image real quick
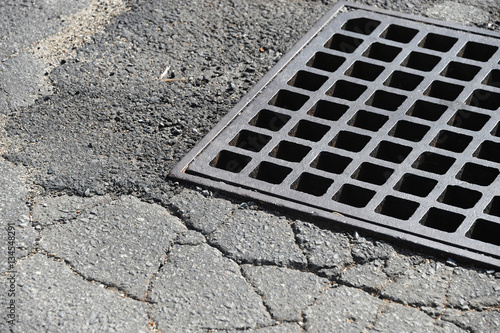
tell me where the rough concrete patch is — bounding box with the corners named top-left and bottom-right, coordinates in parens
top-left (441, 308), bottom-right (500, 332)
top-left (40, 195), bottom-right (187, 299)
top-left (425, 1), bottom-right (490, 25)
top-left (339, 261), bottom-right (388, 291)
top-left (12, 254), bottom-right (148, 332)
top-left (150, 243), bottom-right (272, 332)
top-left (218, 322), bottom-right (303, 333)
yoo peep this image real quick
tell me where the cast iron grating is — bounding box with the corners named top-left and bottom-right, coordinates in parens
top-left (170, 2), bottom-right (500, 268)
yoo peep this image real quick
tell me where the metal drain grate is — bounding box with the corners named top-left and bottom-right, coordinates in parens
top-left (170, 2), bottom-right (500, 268)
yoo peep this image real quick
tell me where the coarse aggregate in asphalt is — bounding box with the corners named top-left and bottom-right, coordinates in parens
top-left (0, 0), bottom-right (500, 332)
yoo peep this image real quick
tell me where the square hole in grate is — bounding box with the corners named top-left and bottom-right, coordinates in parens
top-left (458, 41), bottom-right (498, 62)
top-left (326, 80), bottom-right (367, 101)
top-left (342, 17), bottom-right (381, 35)
top-left (401, 51), bottom-right (441, 72)
top-left (362, 42), bottom-right (402, 62)
top-left (456, 162), bottom-right (499, 186)
top-left (394, 173), bottom-right (438, 197)
top-left (430, 130), bottom-right (472, 153)
top-left (418, 33), bottom-right (457, 52)
top-left (351, 162), bottom-right (394, 185)
top-left (438, 185), bottom-right (482, 209)
top-left (493, 122), bottom-right (500, 137)
top-left (289, 120), bottom-right (330, 142)
top-left (467, 219), bottom-right (500, 246)
top-left (269, 90), bottom-right (309, 111)
top-left (365, 90), bottom-right (407, 111)
top-left (307, 52), bottom-right (346, 72)
top-left (344, 61), bottom-right (385, 81)
top-left (229, 130), bottom-right (272, 152)
top-left (330, 131), bottom-right (371, 152)
top-left (307, 100), bottom-right (349, 121)
top-left (482, 69), bottom-right (500, 88)
top-left (420, 208), bottom-right (464, 233)
top-left (380, 24), bottom-right (418, 43)
top-left (325, 33), bottom-right (364, 53)
top-left (291, 172), bottom-right (334, 196)
top-left (474, 140), bottom-right (500, 163)
top-left (210, 150), bottom-right (252, 173)
top-left (310, 152), bottom-right (352, 174)
top-left (466, 89), bottom-right (500, 110)
top-left (406, 100), bottom-right (447, 121)
top-left (333, 184), bottom-right (375, 208)
top-left (371, 141), bottom-right (412, 164)
top-left (269, 140), bottom-right (312, 163)
top-left (288, 70), bottom-right (329, 91)
top-left (485, 197), bottom-right (500, 218)
top-left (424, 80), bottom-right (464, 101)
top-left (412, 152), bottom-right (456, 175)
top-left (448, 110), bottom-right (490, 131)
top-left (249, 109), bottom-right (291, 132)
top-left (249, 161), bottom-right (292, 184)
top-left (440, 61), bottom-right (481, 81)
top-left (384, 71), bottom-right (424, 91)
top-left (348, 110), bottom-right (388, 132)
top-left (389, 120), bottom-right (430, 142)
top-left (376, 196), bottom-right (419, 220)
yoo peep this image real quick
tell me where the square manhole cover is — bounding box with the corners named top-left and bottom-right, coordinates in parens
top-left (170, 2), bottom-right (500, 268)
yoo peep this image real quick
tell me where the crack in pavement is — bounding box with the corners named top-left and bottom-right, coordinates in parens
top-left (239, 265), bottom-right (276, 322)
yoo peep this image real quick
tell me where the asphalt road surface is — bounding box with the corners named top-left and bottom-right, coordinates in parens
top-left (1, 0), bottom-right (499, 332)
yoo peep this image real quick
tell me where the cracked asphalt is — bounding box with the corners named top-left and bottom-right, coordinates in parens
top-left (1, 0), bottom-right (499, 332)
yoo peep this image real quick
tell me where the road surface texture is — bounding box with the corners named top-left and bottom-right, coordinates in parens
top-left (1, 0), bottom-right (499, 332)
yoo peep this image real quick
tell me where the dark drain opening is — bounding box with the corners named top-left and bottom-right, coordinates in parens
top-left (326, 80), bottom-right (367, 101)
top-left (376, 196), bottom-right (419, 220)
top-left (210, 150), bottom-right (251, 173)
top-left (269, 90), bottom-right (309, 111)
top-left (333, 184), bottom-right (375, 208)
top-left (330, 131), bottom-right (371, 152)
top-left (380, 24), bottom-right (418, 43)
top-left (412, 152), bottom-right (456, 175)
top-left (484, 197), bottom-right (500, 217)
top-left (418, 33), bottom-right (457, 52)
top-left (458, 41), bottom-right (498, 62)
top-left (348, 110), bottom-right (388, 131)
top-left (466, 89), bottom-right (500, 110)
top-left (288, 70), bottom-right (329, 91)
top-left (351, 162), bottom-right (394, 185)
top-left (448, 110), bottom-right (490, 131)
top-left (483, 69), bottom-right (500, 88)
top-left (493, 123), bottom-right (500, 137)
top-left (370, 141), bottom-right (412, 164)
top-left (249, 109), bottom-right (291, 132)
top-left (467, 219), bottom-right (500, 246)
top-left (289, 120), bottom-right (330, 142)
top-left (229, 130), bottom-right (271, 152)
top-left (250, 162), bottom-right (292, 184)
top-left (474, 140), bottom-right (500, 163)
top-left (389, 120), bottom-right (430, 142)
top-left (365, 90), bottom-right (407, 111)
top-left (406, 100), bottom-right (447, 121)
top-left (402, 51), bottom-right (441, 72)
top-left (384, 71), bottom-right (424, 91)
top-left (325, 33), bottom-right (363, 53)
top-left (345, 61), bottom-right (384, 81)
top-left (456, 163), bottom-right (499, 186)
top-left (441, 61), bottom-right (481, 81)
top-left (362, 42), bottom-right (402, 62)
top-left (394, 173), bottom-right (437, 197)
top-left (438, 185), bottom-right (482, 209)
top-left (430, 130), bottom-right (472, 153)
top-left (307, 52), bottom-right (346, 72)
top-left (308, 100), bottom-right (348, 121)
top-left (424, 80), bottom-right (464, 101)
top-left (310, 152), bottom-right (352, 174)
top-left (342, 17), bottom-right (381, 35)
top-left (291, 172), bottom-right (333, 196)
top-left (269, 141), bottom-right (311, 162)
top-left (420, 208), bottom-right (464, 232)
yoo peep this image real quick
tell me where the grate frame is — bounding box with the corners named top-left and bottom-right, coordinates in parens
top-left (170, 2), bottom-right (500, 268)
